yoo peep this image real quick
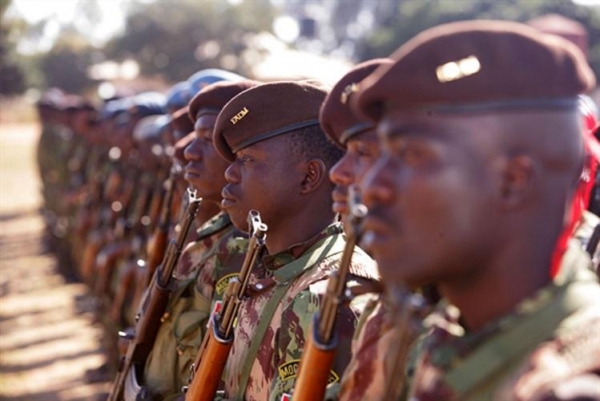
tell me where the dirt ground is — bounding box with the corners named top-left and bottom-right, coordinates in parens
top-left (0, 123), bottom-right (109, 400)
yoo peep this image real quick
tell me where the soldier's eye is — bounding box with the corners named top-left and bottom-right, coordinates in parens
top-left (357, 146), bottom-right (374, 160)
top-left (400, 148), bottom-right (424, 165)
top-left (240, 154), bottom-right (253, 164)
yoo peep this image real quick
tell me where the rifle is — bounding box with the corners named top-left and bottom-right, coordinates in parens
top-left (95, 172), bottom-right (152, 299)
top-left (292, 184), bottom-right (367, 401)
top-left (144, 167), bottom-right (178, 287)
top-left (107, 188), bottom-right (202, 401)
top-left (128, 167), bottom-right (179, 319)
top-left (184, 210), bottom-right (267, 401)
top-left (382, 285), bottom-right (428, 401)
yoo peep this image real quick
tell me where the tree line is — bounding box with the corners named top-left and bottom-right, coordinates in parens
top-left (1, 0), bottom-right (599, 96)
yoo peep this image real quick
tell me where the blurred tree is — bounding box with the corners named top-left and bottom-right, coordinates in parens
top-left (38, 31), bottom-right (96, 93)
top-left (0, 0), bottom-right (27, 95)
top-left (104, 0), bottom-right (275, 82)
top-left (356, 0), bottom-right (600, 78)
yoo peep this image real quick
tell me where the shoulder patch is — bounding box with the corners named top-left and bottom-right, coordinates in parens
top-left (277, 359), bottom-right (340, 384)
top-left (216, 273), bottom-right (238, 295)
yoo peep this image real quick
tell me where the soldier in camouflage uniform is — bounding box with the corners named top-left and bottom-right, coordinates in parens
top-left (35, 89), bottom-right (66, 245)
top-left (36, 91), bottom-right (81, 273)
top-left (318, 59), bottom-right (428, 401)
top-left (352, 20), bottom-right (600, 400)
top-left (142, 80), bottom-right (256, 399)
top-left (212, 81), bottom-right (379, 400)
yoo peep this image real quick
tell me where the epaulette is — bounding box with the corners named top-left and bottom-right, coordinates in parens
top-left (195, 212), bottom-right (232, 241)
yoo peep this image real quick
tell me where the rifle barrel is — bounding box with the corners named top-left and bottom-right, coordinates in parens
top-left (107, 188), bottom-right (201, 401)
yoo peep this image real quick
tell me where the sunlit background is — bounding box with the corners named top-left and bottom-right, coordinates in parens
top-left (2, 0), bottom-right (600, 116)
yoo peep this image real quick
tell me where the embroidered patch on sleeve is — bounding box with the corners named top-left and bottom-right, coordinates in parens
top-left (278, 359), bottom-right (340, 384)
top-left (216, 273), bottom-right (239, 296)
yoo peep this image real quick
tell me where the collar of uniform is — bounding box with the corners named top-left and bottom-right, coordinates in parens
top-left (425, 241), bottom-right (596, 369)
top-left (260, 222), bottom-right (343, 273)
top-left (194, 211), bottom-right (232, 241)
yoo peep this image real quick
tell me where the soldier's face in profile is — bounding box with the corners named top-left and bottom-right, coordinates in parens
top-left (329, 129), bottom-right (379, 217)
top-left (222, 135), bottom-right (305, 232)
top-left (184, 114), bottom-right (230, 205)
top-left (360, 110), bottom-right (499, 288)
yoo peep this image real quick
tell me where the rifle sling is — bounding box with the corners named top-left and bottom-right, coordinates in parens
top-left (235, 233), bottom-right (346, 399)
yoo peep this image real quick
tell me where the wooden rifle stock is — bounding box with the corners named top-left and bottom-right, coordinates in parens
top-left (293, 184), bottom-right (367, 401)
top-left (107, 189), bottom-right (202, 401)
top-left (184, 320), bottom-right (233, 401)
top-left (185, 210), bottom-right (267, 401)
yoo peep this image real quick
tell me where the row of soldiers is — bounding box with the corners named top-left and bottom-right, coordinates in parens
top-left (35, 19), bottom-right (600, 401)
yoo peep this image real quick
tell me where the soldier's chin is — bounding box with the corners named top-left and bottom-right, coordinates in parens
top-left (227, 207), bottom-right (250, 233)
top-left (184, 177), bottom-right (202, 192)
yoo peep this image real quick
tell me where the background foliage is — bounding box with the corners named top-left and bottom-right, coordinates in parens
top-left (1, 0), bottom-right (599, 96)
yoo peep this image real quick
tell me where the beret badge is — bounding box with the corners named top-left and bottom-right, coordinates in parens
top-left (436, 55), bottom-right (481, 83)
top-left (230, 107), bottom-right (249, 125)
top-left (340, 83), bottom-right (359, 105)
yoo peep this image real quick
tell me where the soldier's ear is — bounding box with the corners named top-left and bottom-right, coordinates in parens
top-left (300, 159), bottom-right (327, 194)
top-left (499, 154), bottom-right (537, 209)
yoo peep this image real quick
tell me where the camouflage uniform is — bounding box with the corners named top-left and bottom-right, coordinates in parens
top-left (332, 294), bottom-right (410, 401)
top-left (221, 223), bottom-right (379, 401)
top-left (405, 242), bottom-right (600, 401)
top-left (330, 209), bottom-right (600, 401)
top-left (144, 212), bottom-right (247, 399)
top-left (572, 210), bottom-right (600, 265)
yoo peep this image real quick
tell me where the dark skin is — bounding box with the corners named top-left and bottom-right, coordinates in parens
top-left (329, 128), bottom-right (379, 217)
top-left (174, 130), bottom-right (220, 223)
top-left (361, 107), bottom-right (584, 331)
top-left (222, 134), bottom-right (336, 255)
top-left (184, 114), bottom-right (230, 207)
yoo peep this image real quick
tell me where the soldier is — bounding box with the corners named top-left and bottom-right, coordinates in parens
top-left (211, 80), bottom-right (379, 400)
top-left (35, 89), bottom-right (67, 244)
top-left (353, 20), bottom-right (600, 400)
top-left (166, 81), bottom-right (192, 114)
top-left (187, 69), bottom-right (245, 96)
top-left (63, 97), bottom-right (99, 272)
top-left (319, 59), bottom-right (423, 401)
top-left (108, 114), bottom-right (168, 326)
top-left (35, 91), bottom-right (77, 258)
top-left (140, 80), bottom-right (257, 399)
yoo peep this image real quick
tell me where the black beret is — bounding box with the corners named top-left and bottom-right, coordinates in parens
top-left (353, 20), bottom-right (596, 120)
top-left (214, 80), bottom-right (329, 162)
top-left (187, 80), bottom-right (259, 123)
top-left (320, 59), bottom-right (392, 149)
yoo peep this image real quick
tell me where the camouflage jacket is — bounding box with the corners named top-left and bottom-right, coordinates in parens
top-left (406, 242), bottom-right (600, 401)
top-left (222, 223), bottom-right (379, 401)
top-left (38, 124), bottom-right (74, 215)
top-left (572, 210), bottom-right (599, 266)
top-left (144, 212), bottom-right (248, 399)
top-left (333, 294), bottom-right (407, 401)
